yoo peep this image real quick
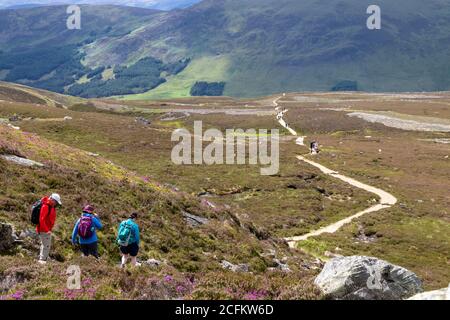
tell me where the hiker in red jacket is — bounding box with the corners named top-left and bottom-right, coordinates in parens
top-left (37, 193), bottom-right (62, 264)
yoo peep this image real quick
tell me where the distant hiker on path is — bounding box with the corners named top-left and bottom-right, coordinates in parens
top-left (310, 141), bottom-right (320, 155)
top-left (117, 212), bottom-right (141, 268)
top-left (32, 193), bottom-right (62, 264)
top-left (71, 205), bottom-right (103, 259)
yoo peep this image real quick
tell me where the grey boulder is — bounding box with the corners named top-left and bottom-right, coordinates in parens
top-left (0, 223), bottom-right (19, 252)
top-left (221, 260), bottom-right (249, 273)
top-left (182, 211), bottom-right (208, 227)
top-left (145, 259), bottom-right (163, 268)
top-left (314, 256), bottom-right (423, 300)
top-left (0, 155), bottom-right (43, 167)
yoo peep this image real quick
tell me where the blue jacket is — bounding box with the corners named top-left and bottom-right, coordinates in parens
top-left (72, 213), bottom-right (103, 245)
top-left (117, 219), bottom-right (140, 245)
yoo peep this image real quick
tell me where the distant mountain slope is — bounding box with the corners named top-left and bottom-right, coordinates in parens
top-left (0, 5), bottom-right (161, 50)
top-left (0, 81), bottom-right (84, 107)
top-left (2, 4), bottom-right (47, 9)
top-left (0, 0), bottom-right (201, 10)
top-left (104, 0), bottom-right (450, 97)
top-left (0, 5), bottom-right (178, 96)
top-left (1, 0), bottom-right (450, 98)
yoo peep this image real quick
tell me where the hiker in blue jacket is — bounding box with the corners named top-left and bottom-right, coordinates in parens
top-left (117, 212), bottom-right (141, 268)
top-left (71, 205), bottom-right (103, 259)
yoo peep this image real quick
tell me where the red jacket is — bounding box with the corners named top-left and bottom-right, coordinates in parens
top-left (36, 197), bottom-right (57, 233)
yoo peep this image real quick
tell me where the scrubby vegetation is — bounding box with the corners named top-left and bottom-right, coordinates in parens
top-left (1, 85), bottom-right (449, 298)
top-left (331, 80), bottom-right (358, 92)
top-left (190, 81), bottom-right (226, 96)
top-left (0, 122), bottom-right (320, 300)
top-left (0, 46), bottom-right (80, 82)
top-left (0, 256), bottom-right (322, 300)
top-left (68, 58), bottom-right (190, 98)
top-left (0, 55), bottom-right (190, 99)
top-left (0, 45), bottom-right (87, 93)
top-left (280, 92), bottom-right (450, 290)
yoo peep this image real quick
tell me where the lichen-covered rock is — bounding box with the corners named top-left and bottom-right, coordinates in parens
top-left (273, 259), bottom-right (291, 273)
top-left (314, 256), bottom-right (423, 300)
top-left (182, 211), bottom-right (208, 227)
top-left (0, 223), bottom-right (18, 253)
top-left (145, 259), bottom-right (163, 268)
top-left (221, 260), bottom-right (249, 273)
top-left (0, 269), bottom-right (33, 294)
top-left (0, 155), bottom-right (43, 167)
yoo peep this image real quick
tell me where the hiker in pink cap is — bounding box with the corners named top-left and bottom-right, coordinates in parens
top-left (71, 205), bottom-right (103, 259)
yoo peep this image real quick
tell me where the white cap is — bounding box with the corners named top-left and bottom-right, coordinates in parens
top-left (50, 193), bottom-right (62, 205)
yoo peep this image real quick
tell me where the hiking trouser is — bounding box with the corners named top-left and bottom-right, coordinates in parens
top-left (80, 242), bottom-right (99, 259)
top-left (39, 232), bottom-right (52, 261)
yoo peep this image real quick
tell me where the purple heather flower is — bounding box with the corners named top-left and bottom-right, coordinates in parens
top-left (164, 275), bottom-right (173, 282)
top-left (82, 278), bottom-right (92, 286)
top-left (244, 290), bottom-right (267, 300)
top-left (11, 290), bottom-right (25, 300)
top-left (176, 285), bottom-right (185, 294)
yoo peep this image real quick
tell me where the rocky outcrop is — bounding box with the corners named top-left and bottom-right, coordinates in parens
top-left (408, 287), bottom-right (449, 300)
top-left (1, 274), bottom-right (22, 294)
top-left (221, 260), bottom-right (249, 273)
top-left (135, 117), bottom-right (151, 126)
top-left (0, 155), bottom-right (43, 167)
top-left (87, 152), bottom-right (100, 157)
top-left (18, 229), bottom-right (38, 240)
top-left (145, 259), bottom-right (163, 269)
top-left (269, 258), bottom-right (291, 273)
top-left (0, 269), bottom-right (32, 294)
top-left (0, 223), bottom-right (19, 253)
top-left (314, 256), bottom-right (423, 300)
top-left (182, 211), bottom-right (208, 227)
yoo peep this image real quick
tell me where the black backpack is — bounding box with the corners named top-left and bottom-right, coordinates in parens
top-left (31, 200), bottom-right (43, 225)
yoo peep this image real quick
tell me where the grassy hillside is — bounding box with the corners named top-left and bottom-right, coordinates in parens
top-left (120, 56), bottom-right (230, 100)
top-left (0, 6), bottom-right (168, 95)
top-left (0, 0), bottom-right (201, 11)
top-left (0, 0), bottom-right (450, 99)
top-left (81, 0), bottom-right (450, 98)
top-left (0, 84), bottom-right (325, 300)
top-left (2, 1), bottom-right (450, 99)
top-left (0, 5), bottom-right (160, 50)
top-left (2, 83), bottom-right (450, 297)
top-left (0, 83), bottom-right (375, 241)
top-left (0, 124), bottom-right (321, 300)
top-left (0, 81), bottom-right (85, 107)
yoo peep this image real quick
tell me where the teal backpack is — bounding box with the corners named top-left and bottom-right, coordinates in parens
top-left (117, 221), bottom-right (133, 246)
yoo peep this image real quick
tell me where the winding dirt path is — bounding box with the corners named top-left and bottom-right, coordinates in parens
top-left (273, 97), bottom-right (398, 248)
